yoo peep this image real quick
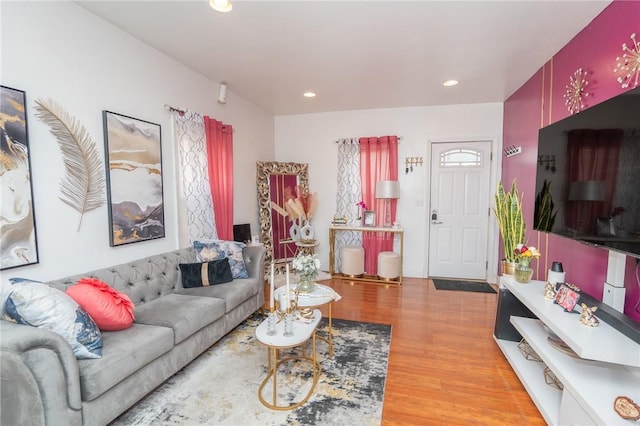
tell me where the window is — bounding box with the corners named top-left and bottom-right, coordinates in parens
top-left (440, 149), bottom-right (482, 167)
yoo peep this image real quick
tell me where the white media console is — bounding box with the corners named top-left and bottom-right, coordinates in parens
top-left (495, 276), bottom-right (640, 425)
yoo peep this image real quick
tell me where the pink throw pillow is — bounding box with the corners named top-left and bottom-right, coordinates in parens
top-left (67, 278), bottom-right (135, 331)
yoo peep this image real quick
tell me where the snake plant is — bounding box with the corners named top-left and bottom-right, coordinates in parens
top-left (494, 180), bottom-right (526, 263)
top-left (534, 179), bottom-right (557, 232)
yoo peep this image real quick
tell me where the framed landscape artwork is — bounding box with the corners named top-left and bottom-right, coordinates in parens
top-left (1, 86), bottom-right (39, 270)
top-left (102, 111), bottom-right (165, 246)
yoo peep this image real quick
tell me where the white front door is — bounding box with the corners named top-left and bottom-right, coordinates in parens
top-left (428, 141), bottom-right (492, 280)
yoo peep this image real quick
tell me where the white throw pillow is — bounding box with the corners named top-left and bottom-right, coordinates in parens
top-left (4, 278), bottom-right (102, 359)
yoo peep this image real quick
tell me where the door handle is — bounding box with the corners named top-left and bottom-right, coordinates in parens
top-left (431, 210), bottom-right (443, 225)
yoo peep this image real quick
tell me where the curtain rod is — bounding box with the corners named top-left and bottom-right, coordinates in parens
top-left (334, 136), bottom-right (403, 143)
top-left (164, 104), bottom-right (189, 116)
top-left (165, 104), bottom-right (235, 133)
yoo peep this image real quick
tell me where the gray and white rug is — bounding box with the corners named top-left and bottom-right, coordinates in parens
top-left (110, 314), bottom-right (391, 426)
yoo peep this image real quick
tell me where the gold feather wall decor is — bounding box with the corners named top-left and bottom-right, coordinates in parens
top-left (34, 98), bottom-right (105, 231)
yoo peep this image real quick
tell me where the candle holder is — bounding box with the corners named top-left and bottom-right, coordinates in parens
top-left (283, 312), bottom-right (294, 337)
top-left (277, 290), bottom-right (298, 319)
top-left (266, 308), bottom-right (277, 336)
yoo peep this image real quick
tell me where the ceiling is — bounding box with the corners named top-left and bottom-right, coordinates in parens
top-left (77, 0), bottom-right (611, 116)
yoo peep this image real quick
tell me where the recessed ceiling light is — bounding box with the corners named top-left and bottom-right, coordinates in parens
top-left (443, 80), bottom-right (459, 87)
top-left (303, 92), bottom-right (316, 98)
top-left (210, 0), bottom-right (232, 13)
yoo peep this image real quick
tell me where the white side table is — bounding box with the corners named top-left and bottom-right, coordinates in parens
top-left (255, 309), bottom-right (322, 410)
top-left (274, 283), bottom-right (341, 356)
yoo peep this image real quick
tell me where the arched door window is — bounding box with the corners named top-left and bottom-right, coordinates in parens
top-left (440, 148), bottom-right (483, 167)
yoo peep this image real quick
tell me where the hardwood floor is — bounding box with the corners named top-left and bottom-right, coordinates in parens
top-left (266, 277), bottom-right (546, 425)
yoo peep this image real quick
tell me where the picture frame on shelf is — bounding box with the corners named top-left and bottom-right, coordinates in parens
top-left (102, 111), bottom-right (165, 246)
top-left (554, 283), bottom-right (580, 312)
top-left (363, 210), bottom-right (376, 227)
top-left (597, 217), bottom-right (615, 236)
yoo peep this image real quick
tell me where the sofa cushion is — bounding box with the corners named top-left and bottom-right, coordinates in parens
top-left (178, 259), bottom-right (233, 288)
top-left (176, 278), bottom-right (259, 314)
top-left (66, 278), bottom-right (135, 331)
top-left (194, 240), bottom-right (249, 279)
top-left (134, 294), bottom-right (225, 344)
top-left (4, 279), bottom-right (102, 359)
top-left (77, 323), bottom-right (173, 401)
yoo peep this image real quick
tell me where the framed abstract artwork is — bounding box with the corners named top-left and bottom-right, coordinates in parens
top-left (1, 85), bottom-right (39, 270)
top-left (102, 111), bottom-right (165, 246)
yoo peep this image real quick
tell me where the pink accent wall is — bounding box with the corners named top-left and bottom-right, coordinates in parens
top-left (502, 0), bottom-right (640, 323)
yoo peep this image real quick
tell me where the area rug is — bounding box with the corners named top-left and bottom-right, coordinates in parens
top-left (110, 314), bottom-right (391, 426)
top-left (432, 278), bottom-right (497, 294)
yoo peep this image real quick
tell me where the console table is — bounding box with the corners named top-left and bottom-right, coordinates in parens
top-left (495, 276), bottom-right (640, 425)
top-left (328, 225), bottom-right (404, 284)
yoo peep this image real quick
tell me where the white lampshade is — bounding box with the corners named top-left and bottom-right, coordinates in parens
top-left (375, 180), bottom-right (400, 199)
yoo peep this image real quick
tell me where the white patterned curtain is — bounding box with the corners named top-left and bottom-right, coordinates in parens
top-left (334, 139), bottom-right (363, 272)
top-left (173, 111), bottom-right (217, 247)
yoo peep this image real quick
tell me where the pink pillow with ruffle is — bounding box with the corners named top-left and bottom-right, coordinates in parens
top-left (66, 278), bottom-right (135, 331)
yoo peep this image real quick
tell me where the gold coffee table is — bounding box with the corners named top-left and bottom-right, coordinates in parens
top-left (255, 309), bottom-right (322, 410)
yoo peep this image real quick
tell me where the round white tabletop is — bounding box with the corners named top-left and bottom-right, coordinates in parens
top-left (274, 283), bottom-right (341, 308)
top-left (255, 309), bottom-right (321, 348)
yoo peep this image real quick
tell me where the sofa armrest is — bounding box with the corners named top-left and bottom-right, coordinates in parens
top-left (0, 321), bottom-right (82, 426)
top-left (242, 245), bottom-right (266, 280)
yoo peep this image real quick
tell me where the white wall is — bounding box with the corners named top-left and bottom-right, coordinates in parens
top-left (275, 104), bottom-right (504, 278)
top-left (0, 1), bottom-right (273, 285)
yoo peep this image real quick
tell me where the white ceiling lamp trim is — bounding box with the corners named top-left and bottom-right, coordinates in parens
top-left (210, 0), bottom-right (232, 13)
top-left (443, 80), bottom-right (459, 87)
top-left (303, 92), bottom-right (316, 98)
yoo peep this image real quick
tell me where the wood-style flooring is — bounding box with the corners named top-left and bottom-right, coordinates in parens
top-left (265, 277), bottom-right (545, 425)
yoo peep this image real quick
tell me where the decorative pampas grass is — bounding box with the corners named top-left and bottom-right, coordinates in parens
top-left (283, 185), bottom-right (317, 221)
top-left (34, 98), bottom-right (105, 231)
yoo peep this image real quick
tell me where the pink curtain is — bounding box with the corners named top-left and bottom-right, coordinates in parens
top-left (359, 136), bottom-right (399, 274)
top-left (204, 116), bottom-right (234, 241)
top-left (566, 129), bottom-right (621, 235)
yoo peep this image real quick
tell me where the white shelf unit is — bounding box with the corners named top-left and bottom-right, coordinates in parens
top-left (496, 276), bottom-right (640, 425)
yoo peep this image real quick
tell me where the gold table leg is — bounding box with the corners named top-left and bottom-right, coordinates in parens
top-left (312, 302), bottom-right (335, 357)
top-left (257, 333), bottom-right (321, 410)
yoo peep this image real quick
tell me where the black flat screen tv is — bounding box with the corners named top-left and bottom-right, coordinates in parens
top-left (534, 86), bottom-right (640, 259)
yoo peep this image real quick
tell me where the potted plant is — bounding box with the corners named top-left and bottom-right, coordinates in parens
top-left (534, 179), bottom-right (557, 232)
top-left (494, 179), bottom-right (526, 275)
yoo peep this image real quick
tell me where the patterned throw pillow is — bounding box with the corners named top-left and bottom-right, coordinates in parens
top-left (193, 240), bottom-right (249, 279)
top-left (4, 278), bottom-right (102, 359)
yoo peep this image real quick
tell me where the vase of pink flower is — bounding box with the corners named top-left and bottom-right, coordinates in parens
top-left (355, 201), bottom-right (367, 225)
top-left (513, 244), bottom-right (541, 283)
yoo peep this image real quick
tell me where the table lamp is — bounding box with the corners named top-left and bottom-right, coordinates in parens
top-left (375, 180), bottom-right (400, 227)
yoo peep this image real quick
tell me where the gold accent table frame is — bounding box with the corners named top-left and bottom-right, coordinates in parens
top-left (255, 309), bottom-right (322, 410)
top-left (329, 225), bottom-right (404, 285)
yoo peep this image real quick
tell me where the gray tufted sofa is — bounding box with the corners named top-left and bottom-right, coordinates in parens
top-left (0, 245), bottom-right (265, 426)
